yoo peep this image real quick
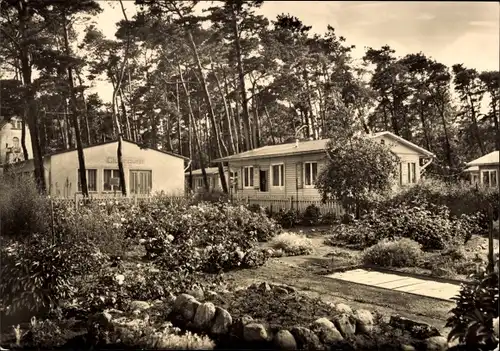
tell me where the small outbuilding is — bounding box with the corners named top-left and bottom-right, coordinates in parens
top-left (8, 139), bottom-right (188, 198)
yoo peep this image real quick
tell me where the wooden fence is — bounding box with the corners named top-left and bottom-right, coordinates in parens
top-left (234, 195), bottom-right (344, 217)
top-left (49, 193), bottom-right (344, 217)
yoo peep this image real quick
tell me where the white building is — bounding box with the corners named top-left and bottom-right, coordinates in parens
top-left (0, 116), bottom-right (32, 174)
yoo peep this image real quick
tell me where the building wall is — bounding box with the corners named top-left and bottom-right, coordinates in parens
top-left (0, 118), bottom-right (33, 166)
top-left (229, 134), bottom-right (427, 200)
top-left (49, 141), bottom-right (185, 198)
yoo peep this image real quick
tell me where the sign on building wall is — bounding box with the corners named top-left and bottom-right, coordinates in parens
top-left (106, 157), bottom-right (144, 164)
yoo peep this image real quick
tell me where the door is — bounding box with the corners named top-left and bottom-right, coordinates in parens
top-left (259, 170), bottom-right (268, 192)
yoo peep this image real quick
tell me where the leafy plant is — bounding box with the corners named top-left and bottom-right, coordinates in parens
top-left (362, 238), bottom-right (423, 267)
top-left (447, 261), bottom-right (499, 350)
top-left (316, 134), bottom-right (399, 218)
top-left (272, 208), bottom-right (300, 229)
top-left (0, 234), bottom-right (105, 317)
top-left (271, 232), bottom-right (314, 256)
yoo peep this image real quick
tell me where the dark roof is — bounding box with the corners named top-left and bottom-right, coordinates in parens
top-left (185, 167), bottom-right (229, 176)
top-left (46, 139), bottom-right (189, 161)
top-left (213, 131), bottom-right (434, 162)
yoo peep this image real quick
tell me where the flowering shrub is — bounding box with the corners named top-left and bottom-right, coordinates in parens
top-left (325, 223), bottom-right (378, 249)
top-left (271, 208), bottom-right (300, 229)
top-left (123, 200), bottom-right (280, 260)
top-left (271, 232), bottom-right (315, 256)
top-left (362, 238), bottom-right (423, 267)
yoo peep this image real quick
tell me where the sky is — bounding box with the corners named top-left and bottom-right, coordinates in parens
top-left (90, 1), bottom-right (499, 102)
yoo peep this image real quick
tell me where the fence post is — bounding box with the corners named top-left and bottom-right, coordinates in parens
top-left (246, 196), bottom-right (249, 205)
top-left (290, 196), bottom-right (293, 210)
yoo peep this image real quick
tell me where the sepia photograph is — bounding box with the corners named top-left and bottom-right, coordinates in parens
top-left (0, 1), bottom-right (498, 350)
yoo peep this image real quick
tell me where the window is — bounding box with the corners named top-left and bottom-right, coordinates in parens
top-left (12, 137), bottom-right (20, 149)
top-left (195, 178), bottom-right (203, 188)
top-left (130, 170), bottom-right (152, 194)
top-left (271, 163), bottom-right (285, 187)
top-left (78, 169), bottom-right (97, 192)
top-left (304, 162), bottom-right (318, 187)
top-left (482, 170), bottom-right (498, 188)
top-left (243, 166), bottom-right (254, 188)
top-left (104, 169), bottom-right (121, 191)
top-left (407, 162), bottom-right (417, 184)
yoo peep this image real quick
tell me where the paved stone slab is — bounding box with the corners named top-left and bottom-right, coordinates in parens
top-left (326, 269), bottom-right (461, 301)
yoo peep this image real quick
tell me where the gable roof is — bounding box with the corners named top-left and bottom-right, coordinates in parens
top-left (466, 151), bottom-right (499, 167)
top-left (47, 139), bottom-right (189, 161)
top-left (213, 131), bottom-right (434, 162)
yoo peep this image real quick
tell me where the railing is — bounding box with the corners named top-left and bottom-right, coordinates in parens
top-left (234, 195), bottom-right (344, 216)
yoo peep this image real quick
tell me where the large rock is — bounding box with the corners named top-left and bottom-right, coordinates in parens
top-left (273, 330), bottom-right (298, 350)
top-left (243, 323), bottom-right (270, 343)
top-left (401, 345), bottom-right (416, 351)
top-left (354, 309), bottom-right (374, 334)
top-left (258, 282), bottom-right (272, 292)
top-left (334, 303), bottom-right (353, 315)
top-left (192, 302), bottom-right (216, 330)
top-left (390, 316), bottom-right (440, 340)
top-left (210, 307), bottom-right (232, 335)
top-left (231, 315), bottom-right (254, 339)
top-left (310, 318), bottom-right (343, 345)
top-left (290, 326), bottom-right (324, 351)
top-left (186, 286), bottom-right (205, 301)
top-left (181, 299), bottom-right (201, 322)
top-left (172, 294), bottom-right (196, 313)
top-left (424, 336), bottom-right (448, 351)
top-left (333, 314), bottom-right (356, 338)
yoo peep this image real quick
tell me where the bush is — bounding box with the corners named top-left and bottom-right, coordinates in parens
top-left (362, 238), bottom-right (423, 268)
top-left (0, 234), bottom-right (106, 318)
top-left (325, 223), bottom-right (378, 250)
top-left (271, 232), bottom-right (314, 256)
top-left (388, 178), bottom-right (499, 223)
top-left (0, 175), bottom-right (50, 238)
top-left (320, 212), bottom-right (338, 225)
top-left (363, 201), bottom-right (474, 250)
top-left (52, 201), bottom-right (129, 257)
top-left (272, 209), bottom-right (300, 229)
top-left (302, 204), bottom-right (321, 226)
top-left (247, 203), bottom-right (262, 213)
top-left (447, 260), bottom-right (499, 349)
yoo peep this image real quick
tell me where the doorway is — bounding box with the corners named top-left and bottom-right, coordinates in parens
top-left (259, 169), bottom-right (268, 192)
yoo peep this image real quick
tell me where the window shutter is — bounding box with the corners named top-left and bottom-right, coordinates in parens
top-left (297, 162), bottom-right (304, 189)
top-left (253, 165), bottom-right (260, 189)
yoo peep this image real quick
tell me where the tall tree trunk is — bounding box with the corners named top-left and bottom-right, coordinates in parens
top-left (264, 106), bottom-right (276, 145)
top-left (230, 4), bottom-right (252, 151)
top-left (178, 64), bottom-right (209, 191)
top-left (211, 60), bottom-right (236, 154)
top-left (21, 110), bottom-right (29, 161)
top-left (118, 88), bottom-right (131, 140)
top-left (113, 0), bottom-right (132, 196)
top-left (224, 69), bottom-right (240, 153)
top-left (186, 31), bottom-right (228, 193)
top-left (62, 10), bottom-right (88, 197)
top-left (466, 92), bottom-right (486, 155)
top-left (19, 3), bottom-right (45, 193)
top-left (75, 70), bottom-right (91, 145)
top-left (176, 82), bottom-right (182, 156)
top-left (419, 101), bottom-right (432, 151)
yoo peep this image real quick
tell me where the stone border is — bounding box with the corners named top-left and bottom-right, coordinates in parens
top-left (168, 283), bottom-right (450, 351)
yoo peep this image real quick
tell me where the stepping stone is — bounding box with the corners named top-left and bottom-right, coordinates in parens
top-left (326, 269), bottom-right (461, 301)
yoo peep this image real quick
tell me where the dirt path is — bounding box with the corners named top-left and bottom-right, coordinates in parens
top-left (224, 259), bottom-right (455, 335)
